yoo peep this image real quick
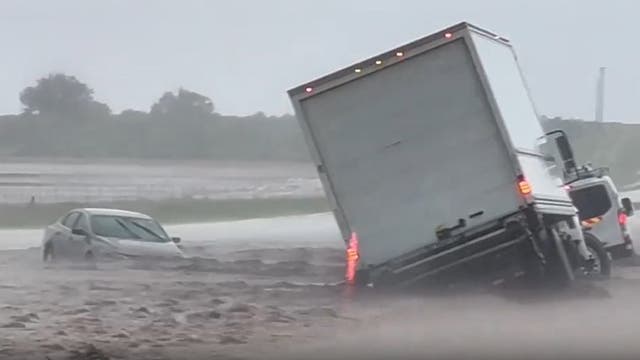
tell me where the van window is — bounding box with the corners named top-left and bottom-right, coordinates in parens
top-left (569, 185), bottom-right (612, 220)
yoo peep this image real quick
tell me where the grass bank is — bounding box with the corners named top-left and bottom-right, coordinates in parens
top-left (0, 197), bottom-right (329, 229)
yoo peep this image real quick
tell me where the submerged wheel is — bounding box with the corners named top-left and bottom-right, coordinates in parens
top-left (43, 242), bottom-right (55, 262)
top-left (83, 250), bottom-right (98, 270)
top-left (546, 227), bottom-right (575, 287)
top-left (521, 227), bottom-right (574, 288)
top-left (581, 232), bottom-right (611, 279)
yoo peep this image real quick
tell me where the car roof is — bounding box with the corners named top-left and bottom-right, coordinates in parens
top-left (76, 208), bottom-right (153, 219)
top-left (569, 176), bottom-right (613, 191)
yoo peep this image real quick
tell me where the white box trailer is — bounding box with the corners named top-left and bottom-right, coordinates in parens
top-left (288, 22), bottom-right (582, 287)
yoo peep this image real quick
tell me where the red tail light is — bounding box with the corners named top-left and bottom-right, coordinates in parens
top-left (345, 232), bottom-right (359, 285)
top-left (517, 176), bottom-right (532, 196)
top-left (619, 210), bottom-right (628, 227)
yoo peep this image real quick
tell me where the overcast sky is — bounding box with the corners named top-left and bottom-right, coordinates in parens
top-left (1, 0), bottom-right (638, 122)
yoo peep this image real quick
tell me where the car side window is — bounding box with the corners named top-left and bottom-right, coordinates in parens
top-left (76, 214), bottom-right (90, 232)
top-left (61, 212), bottom-right (80, 228)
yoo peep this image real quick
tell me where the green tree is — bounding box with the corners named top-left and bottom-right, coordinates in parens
top-left (117, 109), bottom-right (149, 121)
top-left (150, 88), bottom-right (214, 118)
top-left (1, 75), bottom-right (312, 162)
top-left (148, 88), bottom-right (216, 157)
top-left (19, 73), bottom-right (110, 118)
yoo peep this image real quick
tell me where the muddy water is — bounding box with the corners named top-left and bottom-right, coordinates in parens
top-left (0, 244), bottom-right (345, 360)
top-left (0, 216), bottom-right (639, 359)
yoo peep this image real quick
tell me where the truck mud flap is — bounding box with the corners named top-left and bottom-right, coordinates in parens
top-left (382, 228), bottom-right (526, 288)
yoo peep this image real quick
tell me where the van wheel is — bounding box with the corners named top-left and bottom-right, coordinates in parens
top-left (581, 232), bottom-right (611, 279)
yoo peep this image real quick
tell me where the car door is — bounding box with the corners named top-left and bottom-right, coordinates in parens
top-left (68, 212), bottom-right (92, 258)
top-left (53, 211), bottom-right (81, 258)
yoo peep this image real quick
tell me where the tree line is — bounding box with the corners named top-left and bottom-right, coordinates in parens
top-left (0, 74), bottom-right (309, 161)
top-left (1, 74), bottom-right (636, 186)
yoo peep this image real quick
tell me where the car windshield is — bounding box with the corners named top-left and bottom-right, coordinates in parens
top-left (569, 185), bottom-right (613, 220)
top-left (90, 215), bottom-right (170, 243)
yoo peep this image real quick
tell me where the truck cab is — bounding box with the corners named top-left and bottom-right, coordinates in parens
top-left (565, 166), bottom-right (635, 259)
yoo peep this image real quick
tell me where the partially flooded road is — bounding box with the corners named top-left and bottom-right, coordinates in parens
top-left (0, 215), bottom-right (639, 359)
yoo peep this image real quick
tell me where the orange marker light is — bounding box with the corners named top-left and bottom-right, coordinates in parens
top-left (517, 177), bottom-right (532, 195)
top-left (582, 216), bottom-right (602, 228)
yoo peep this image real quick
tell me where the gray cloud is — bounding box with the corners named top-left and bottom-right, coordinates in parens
top-left (1, 0), bottom-right (637, 122)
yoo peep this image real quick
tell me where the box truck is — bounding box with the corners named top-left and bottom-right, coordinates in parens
top-left (288, 22), bottom-right (595, 288)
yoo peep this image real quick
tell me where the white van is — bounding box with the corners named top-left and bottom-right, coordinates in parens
top-left (567, 166), bottom-right (635, 261)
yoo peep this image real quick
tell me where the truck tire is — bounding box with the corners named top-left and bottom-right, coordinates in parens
top-left (520, 233), bottom-right (546, 286)
top-left (581, 232), bottom-right (611, 279)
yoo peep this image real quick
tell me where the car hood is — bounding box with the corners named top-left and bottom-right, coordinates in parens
top-left (98, 237), bottom-right (185, 258)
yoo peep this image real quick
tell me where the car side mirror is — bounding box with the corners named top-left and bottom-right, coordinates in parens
top-left (72, 228), bottom-right (89, 236)
top-left (622, 197), bottom-right (634, 216)
top-left (171, 237), bottom-right (181, 244)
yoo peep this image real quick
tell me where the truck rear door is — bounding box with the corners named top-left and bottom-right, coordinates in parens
top-left (290, 28), bottom-right (523, 267)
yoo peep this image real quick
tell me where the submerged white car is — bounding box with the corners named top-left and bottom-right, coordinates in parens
top-left (42, 208), bottom-right (185, 261)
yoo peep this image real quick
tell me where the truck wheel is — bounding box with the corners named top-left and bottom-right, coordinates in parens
top-left (519, 233), bottom-right (546, 286)
top-left (581, 232), bottom-right (611, 279)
